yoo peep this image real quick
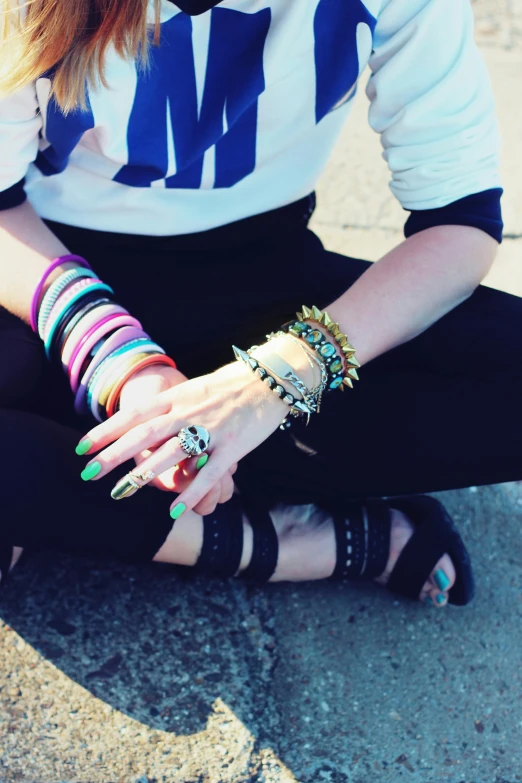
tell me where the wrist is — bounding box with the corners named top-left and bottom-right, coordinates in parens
top-left (119, 364), bottom-right (183, 409)
top-left (124, 364), bottom-right (181, 386)
top-left (40, 261), bottom-right (82, 301)
top-left (253, 335), bottom-right (316, 390)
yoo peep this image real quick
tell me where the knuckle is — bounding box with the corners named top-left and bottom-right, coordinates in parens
top-left (95, 449), bottom-right (113, 469)
top-left (193, 485), bottom-right (219, 515)
top-left (140, 422), bottom-right (158, 441)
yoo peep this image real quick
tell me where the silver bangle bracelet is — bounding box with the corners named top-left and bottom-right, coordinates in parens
top-left (265, 330), bottom-right (329, 406)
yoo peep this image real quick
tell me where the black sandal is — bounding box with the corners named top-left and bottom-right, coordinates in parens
top-left (194, 493), bottom-right (278, 583)
top-left (194, 493), bottom-right (474, 606)
top-left (329, 495), bottom-right (474, 606)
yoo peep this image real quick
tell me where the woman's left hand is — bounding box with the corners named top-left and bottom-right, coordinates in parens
top-left (78, 361), bottom-right (289, 517)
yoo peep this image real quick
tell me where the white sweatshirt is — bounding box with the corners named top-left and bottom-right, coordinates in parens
top-left (0, 0), bottom-right (503, 238)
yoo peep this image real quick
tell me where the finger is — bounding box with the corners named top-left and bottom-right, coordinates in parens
top-left (165, 464), bottom-right (192, 494)
top-left (168, 456), bottom-right (223, 495)
top-left (135, 448), bottom-right (171, 491)
top-left (193, 482), bottom-right (222, 517)
top-left (149, 467), bottom-right (178, 492)
top-left (82, 414), bottom-right (175, 481)
top-left (181, 455), bottom-right (203, 478)
top-left (108, 436), bottom-right (195, 497)
top-left (137, 448), bottom-right (182, 492)
top-left (75, 397), bottom-right (171, 456)
top-left (169, 454), bottom-right (230, 519)
top-left (183, 453), bottom-right (211, 475)
top-left (229, 462), bottom-right (238, 476)
top-left (217, 471), bottom-right (235, 505)
top-left (193, 471), bottom-right (234, 516)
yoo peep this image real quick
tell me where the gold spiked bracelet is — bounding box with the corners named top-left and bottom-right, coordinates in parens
top-left (283, 305), bottom-right (360, 391)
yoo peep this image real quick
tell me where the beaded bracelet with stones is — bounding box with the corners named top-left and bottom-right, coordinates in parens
top-left (284, 305), bottom-right (360, 391)
top-left (232, 345), bottom-right (314, 429)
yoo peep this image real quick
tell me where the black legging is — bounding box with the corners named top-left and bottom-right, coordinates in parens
top-left (1, 196), bottom-right (521, 563)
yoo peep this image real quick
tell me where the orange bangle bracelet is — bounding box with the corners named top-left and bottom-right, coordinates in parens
top-left (105, 353), bottom-right (177, 418)
top-left (97, 351), bottom-right (152, 412)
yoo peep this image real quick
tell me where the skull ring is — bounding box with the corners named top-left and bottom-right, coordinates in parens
top-left (177, 425), bottom-right (210, 458)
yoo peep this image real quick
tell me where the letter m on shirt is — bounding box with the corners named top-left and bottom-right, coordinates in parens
top-left (114, 8), bottom-right (271, 190)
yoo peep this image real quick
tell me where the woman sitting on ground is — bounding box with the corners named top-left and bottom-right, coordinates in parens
top-left (0, 0), bottom-right (510, 607)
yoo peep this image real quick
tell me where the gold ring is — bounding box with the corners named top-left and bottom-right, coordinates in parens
top-left (110, 473), bottom-right (142, 501)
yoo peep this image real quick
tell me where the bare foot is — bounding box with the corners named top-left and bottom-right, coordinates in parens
top-left (265, 504), bottom-right (456, 606)
top-left (374, 509), bottom-right (456, 607)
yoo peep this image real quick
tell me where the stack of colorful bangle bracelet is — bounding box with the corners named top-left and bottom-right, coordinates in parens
top-left (31, 254), bottom-right (176, 421)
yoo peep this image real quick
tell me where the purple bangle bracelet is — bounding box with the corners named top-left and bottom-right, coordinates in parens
top-left (62, 303), bottom-right (128, 370)
top-left (30, 254), bottom-right (91, 333)
top-left (73, 326), bottom-right (149, 414)
top-left (69, 314), bottom-right (143, 393)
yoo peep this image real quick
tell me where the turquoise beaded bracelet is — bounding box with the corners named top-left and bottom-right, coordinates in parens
top-left (283, 305), bottom-right (360, 391)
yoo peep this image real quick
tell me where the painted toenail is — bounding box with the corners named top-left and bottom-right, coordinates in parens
top-left (424, 596), bottom-right (434, 607)
top-left (436, 593), bottom-right (446, 605)
top-left (434, 569), bottom-right (450, 592)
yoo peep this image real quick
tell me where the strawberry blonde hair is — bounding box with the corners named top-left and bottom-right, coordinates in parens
top-left (0, 0), bottom-right (162, 113)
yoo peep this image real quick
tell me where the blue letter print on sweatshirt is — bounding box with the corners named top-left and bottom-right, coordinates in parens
top-left (115, 8), bottom-right (271, 189)
top-left (34, 2), bottom-right (376, 190)
top-left (314, 0), bottom-right (376, 124)
top-left (35, 91), bottom-right (95, 177)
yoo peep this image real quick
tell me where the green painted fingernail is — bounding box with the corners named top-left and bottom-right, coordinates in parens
top-left (75, 438), bottom-right (92, 456)
top-left (434, 569), bottom-right (450, 592)
top-left (81, 461), bottom-right (102, 481)
top-left (170, 502), bottom-right (186, 520)
top-left (196, 454), bottom-right (209, 470)
top-left (436, 593), bottom-right (446, 605)
top-left (424, 596), bottom-right (434, 607)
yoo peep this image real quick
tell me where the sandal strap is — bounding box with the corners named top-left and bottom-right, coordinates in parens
top-left (387, 502), bottom-right (454, 600)
top-left (330, 501), bottom-right (390, 581)
top-left (194, 494), bottom-right (244, 579)
top-left (238, 496), bottom-right (278, 584)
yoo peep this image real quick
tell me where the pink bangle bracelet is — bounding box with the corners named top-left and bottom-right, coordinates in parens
top-left (30, 254), bottom-right (91, 333)
top-left (73, 326), bottom-right (150, 414)
top-left (67, 312), bottom-right (138, 387)
top-left (61, 303), bottom-right (128, 369)
top-left (69, 314), bottom-right (143, 393)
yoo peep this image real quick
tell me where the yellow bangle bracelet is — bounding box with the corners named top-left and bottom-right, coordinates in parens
top-left (97, 351), bottom-right (152, 410)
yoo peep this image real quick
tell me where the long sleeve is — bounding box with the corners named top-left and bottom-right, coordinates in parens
top-left (367, 0), bottom-right (503, 241)
top-left (0, 84), bottom-right (42, 210)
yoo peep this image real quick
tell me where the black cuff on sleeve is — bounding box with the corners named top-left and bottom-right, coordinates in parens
top-left (404, 188), bottom-right (504, 244)
top-left (0, 178), bottom-right (27, 211)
